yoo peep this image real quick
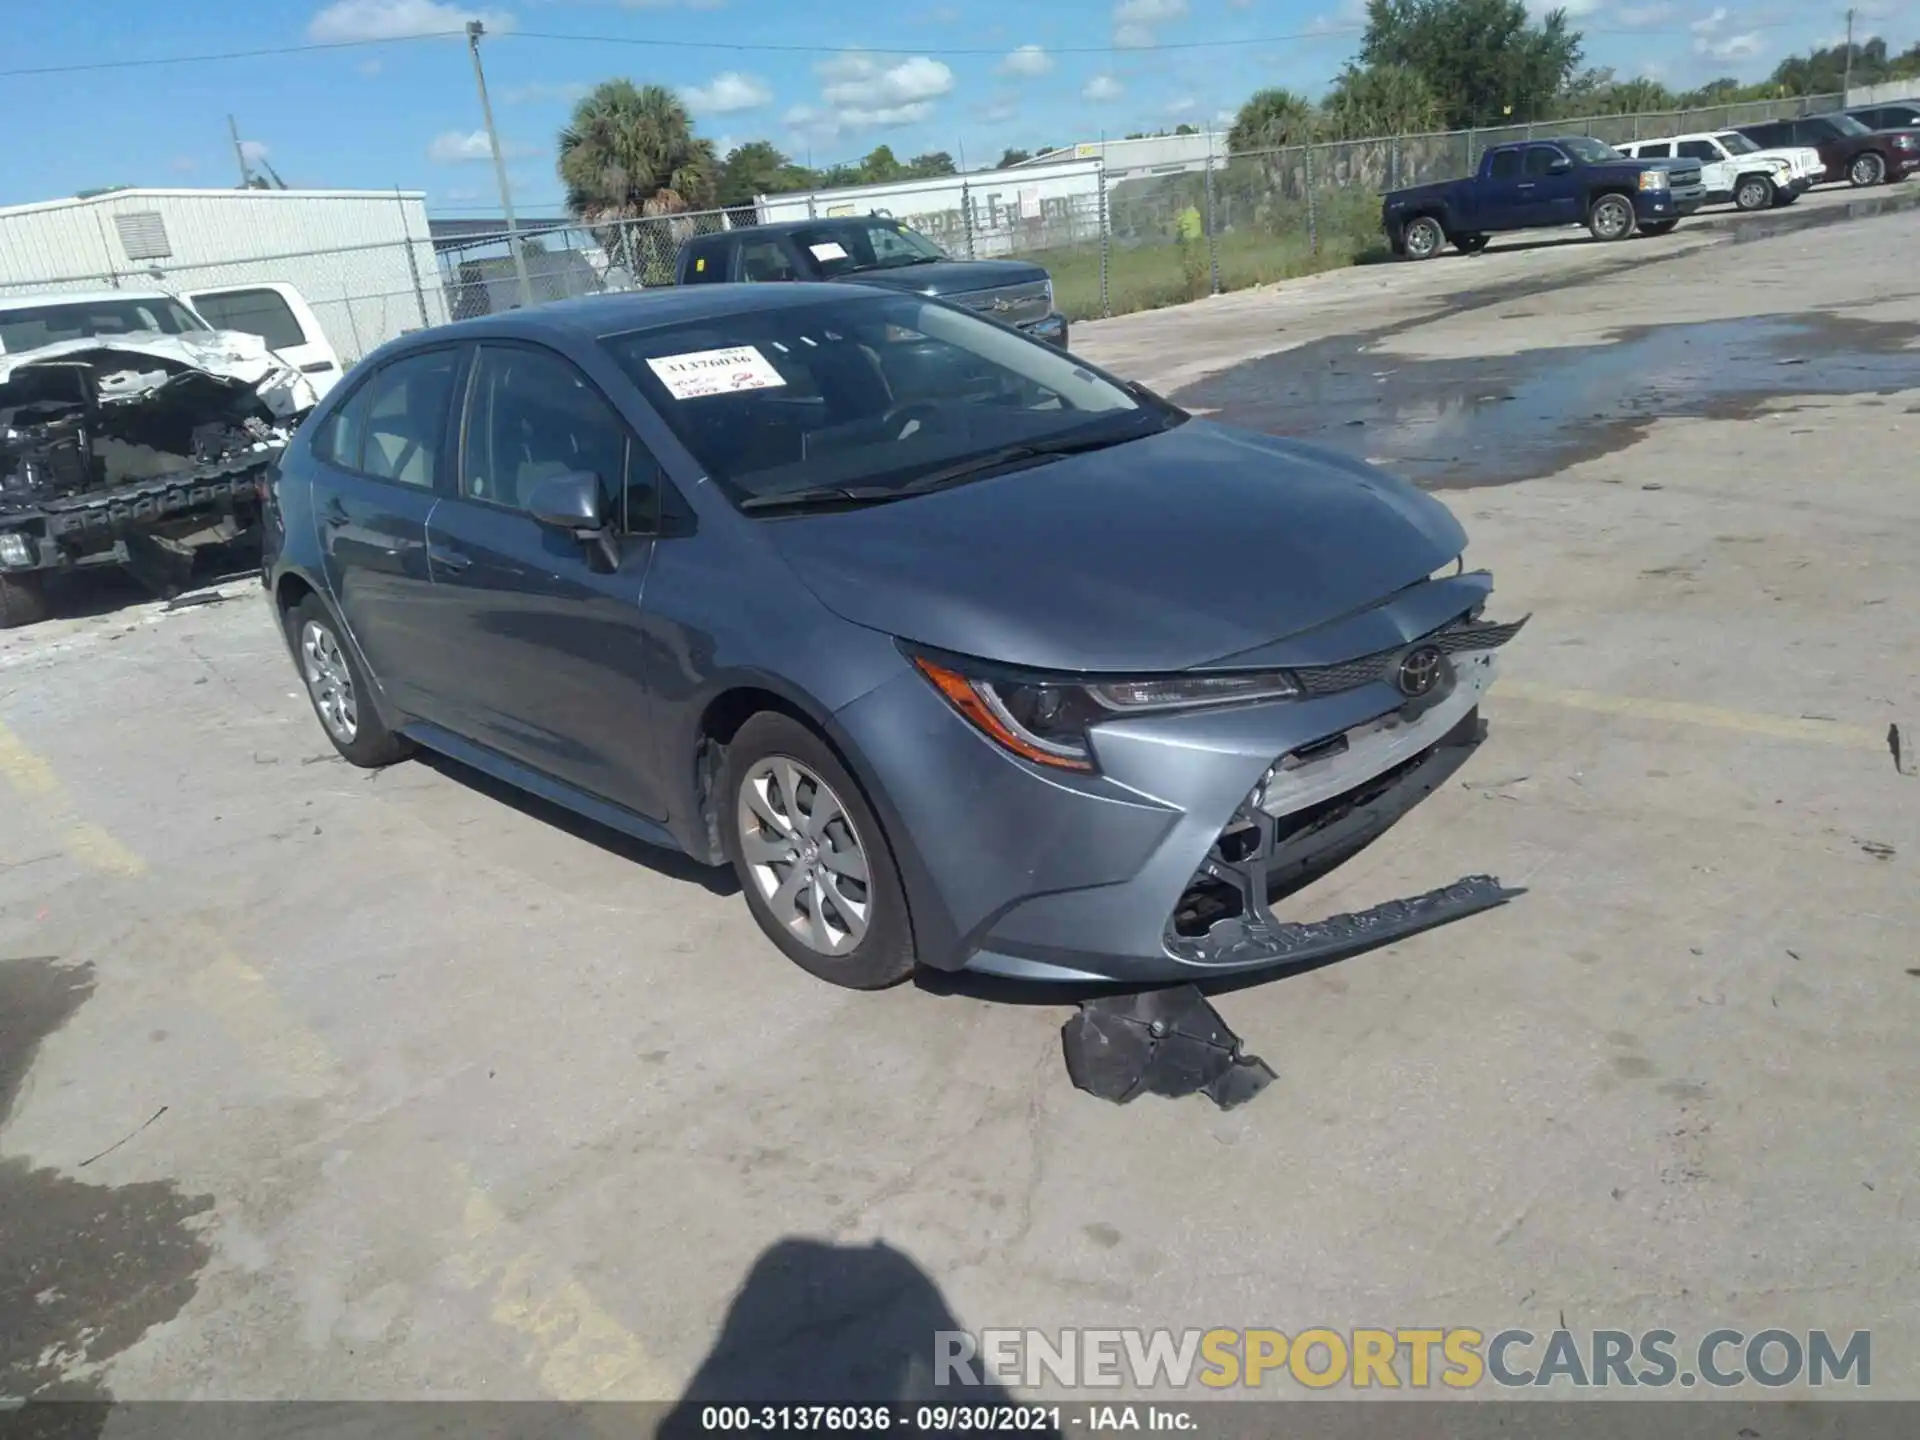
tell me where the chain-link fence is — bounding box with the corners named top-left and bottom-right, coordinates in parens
top-left (0, 91), bottom-right (1850, 360)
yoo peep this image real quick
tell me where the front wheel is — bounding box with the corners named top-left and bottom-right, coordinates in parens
top-left (1638, 219), bottom-right (1679, 236)
top-left (1588, 194), bottom-right (1636, 241)
top-left (1734, 175), bottom-right (1775, 212)
top-left (721, 711), bottom-right (916, 990)
top-left (285, 595), bottom-right (411, 768)
top-left (1850, 151), bottom-right (1887, 186)
top-left (1454, 233), bottom-right (1490, 254)
top-left (1773, 188), bottom-right (1801, 206)
top-left (1401, 215), bottom-right (1445, 261)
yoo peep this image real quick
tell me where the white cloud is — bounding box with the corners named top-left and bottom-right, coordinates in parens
top-left (786, 51), bottom-right (955, 135)
top-left (1112, 0), bottom-right (1187, 47)
top-left (1083, 74), bottom-right (1124, 101)
top-left (428, 128), bottom-right (532, 162)
top-left (1696, 29), bottom-right (1762, 58)
top-left (1613, 3), bottom-right (1672, 25)
top-left (1689, 6), bottom-right (1728, 33)
top-left (307, 0), bottom-right (513, 42)
top-left (169, 155), bottom-right (200, 174)
top-left (503, 79), bottom-right (590, 104)
top-left (977, 96), bottom-right (1021, 123)
top-left (998, 44), bottom-right (1054, 77)
top-left (1167, 95), bottom-right (1196, 114)
top-left (239, 139), bottom-right (271, 163)
top-left (684, 71), bottom-right (773, 113)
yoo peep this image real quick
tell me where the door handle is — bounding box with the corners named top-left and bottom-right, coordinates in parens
top-left (427, 544), bottom-right (472, 571)
top-left (1518, 182), bottom-right (1536, 189)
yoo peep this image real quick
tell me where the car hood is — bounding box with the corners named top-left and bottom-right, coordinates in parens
top-left (767, 420), bottom-right (1468, 674)
top-left (842, 258), bottom-right (1049, 298)
top-left (0, 329), bottom-right (317, 416)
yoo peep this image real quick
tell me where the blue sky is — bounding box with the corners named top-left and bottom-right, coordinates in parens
top-left (0, 0), bottom-right (1903, 214)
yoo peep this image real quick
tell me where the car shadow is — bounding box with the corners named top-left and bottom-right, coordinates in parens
top-left (656, 1236), bottom-right (1048, 1435)
top-left (411, 749), bottom-right (741, 898)
top-left (23, 548), bottom-right (263, 626)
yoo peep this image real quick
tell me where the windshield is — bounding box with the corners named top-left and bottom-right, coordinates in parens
top-left (1560, 136), bottom-right (1622, 163)
top-left (788, 222), bottom-right (949, 277)
top-left (1827, 113), bottom-right (1871, 136)
top-left (1714, 131), bottom-right (1760, 155)
top-left (604, 292), bottom-right (1166, 509)
top-left (0, 296), bottom-right (210, 354)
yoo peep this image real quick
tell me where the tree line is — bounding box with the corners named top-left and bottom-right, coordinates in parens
top-left (555, 4), bottom-right (1920, 228)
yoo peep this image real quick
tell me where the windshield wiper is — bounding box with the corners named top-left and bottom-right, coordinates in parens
top-left (893, 427), bottom-right (1148, 496)
top-left (738, 484), bottom-right (913, 514)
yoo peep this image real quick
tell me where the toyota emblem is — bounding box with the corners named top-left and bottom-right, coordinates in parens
top-left (1396, 646), bottom-right (1445, 698)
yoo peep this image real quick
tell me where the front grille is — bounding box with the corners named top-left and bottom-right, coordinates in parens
top-left (1291, 613), bottom-right (1527, 698)
top-left (954, 279), bottom-right (1051, 328)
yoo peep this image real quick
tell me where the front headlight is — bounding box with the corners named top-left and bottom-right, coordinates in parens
top-left (1895, 134), bottom-right (1916, 150)
top-left (1639, 169), bottom-right (1670, 191)
top-left (911, 653), bottom-right (1299, 771)
top-left (1044, 277), bottom-right (1055, 311)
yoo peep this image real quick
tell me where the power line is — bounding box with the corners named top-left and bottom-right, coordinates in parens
top-left (0, 16), bottom-right (1820, 78)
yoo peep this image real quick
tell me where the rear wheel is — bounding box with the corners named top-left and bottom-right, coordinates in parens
top-left (1401, 215), bottom-right (1445, 261)
top-left (285, 595), bottom-right (411, 767)
top-left (1454, 233), bottom-right (1490, 254)
top-left (0, 572), bottom-right (51, 630)
top-left (1850, 151), bottom-right (1887, 186)
top-left (721, 712), bottom-right (916, 990)
top-left (1734, 174), bottom-right (1775, 211)
top-left (1588, 193), bottom-right (1636, 241)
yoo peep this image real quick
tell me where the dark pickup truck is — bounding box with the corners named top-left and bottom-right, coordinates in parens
top-left (1381, 136), bottom-right (1706, 260)
top-left (675, 215), bottom-right (1069, 348)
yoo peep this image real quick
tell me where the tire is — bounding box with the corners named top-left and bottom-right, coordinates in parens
top-left (0, 572), bottom-right (51, 630)
top-left (720, 711), bottom-right (916, 990)
top-left (1734, 174), bottom-right (1775, 212)
top-left (1401, 215), bottom-right (1445, 261)
top-left (1454, 233), bottom-right (1490, 254)
top-left (1587, 193), bottom-right (1636, 241)
top-left (1774, 188), bottom-right (1801, 206)
top-left (284, 595), bottom-right (411, 768)
top-left (1637, 219), bottom-right (1679, 236)
top-left (1850, 151), bottom-right (1887, 187)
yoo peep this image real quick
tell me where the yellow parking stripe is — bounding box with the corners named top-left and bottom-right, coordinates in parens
top-left (1494, 680), bottom-right (1890, 752)
top-left (0, 719), bottom-right (146, 876)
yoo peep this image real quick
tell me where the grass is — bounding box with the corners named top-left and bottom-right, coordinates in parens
top-left (1018, 191), bottom-right (1390, 323)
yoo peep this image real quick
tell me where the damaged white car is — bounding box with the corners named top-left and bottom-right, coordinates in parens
top-left (0, 291), bottom-right (320, 627)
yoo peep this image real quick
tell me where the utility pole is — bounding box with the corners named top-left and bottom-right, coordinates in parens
top-left (1843, 7), bottom-right (1856, 101)
top-left (228, 115), bottom-right (253, 188)
top-left (467, 19), bottom-right (534, 310)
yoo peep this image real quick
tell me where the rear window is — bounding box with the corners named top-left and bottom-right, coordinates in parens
top-left (192, 288), bottom-right (306, 350)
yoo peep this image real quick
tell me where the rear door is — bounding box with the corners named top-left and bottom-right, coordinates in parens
top-left (421, 340), bottom-right (667, 818)
top-left (307, 346), bottom-right (465, 716)
top-left (187, 283), bottom-right (344, 397)
top-left (1476, 147), bottom-right (1526, 229)
top-left (1523, 143), bottom-right (1581, 226)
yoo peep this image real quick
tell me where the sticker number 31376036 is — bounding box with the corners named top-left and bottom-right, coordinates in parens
top-left (645, 345), bottom-right (789, 400)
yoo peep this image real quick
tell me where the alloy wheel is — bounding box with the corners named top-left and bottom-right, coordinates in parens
top-left (1405, 218), bottom-right (1443, 259)
top-left (736, 756), bottom-right (872, 957)
top-left (1593, 197), bottom-right (1632, 239)
top-left (1851, 153), bottom-right (1885, 186)
top-left (300, 619), bottom-right (359, 744)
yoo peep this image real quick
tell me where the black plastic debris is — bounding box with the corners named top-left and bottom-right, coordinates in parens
top-left (1062, 984), bottom-right (1277, 1110)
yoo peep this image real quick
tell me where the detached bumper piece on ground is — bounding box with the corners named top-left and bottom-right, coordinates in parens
top-left (1063, 985), bottom-right (1279, 1110)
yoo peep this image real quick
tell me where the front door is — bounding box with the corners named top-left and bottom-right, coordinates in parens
top-left (423, 341), bottom-right (667, 819)
top-left (310, 346), bottom-right (464, 717)
top-left (1523, 144), bottom-right (1582, 226)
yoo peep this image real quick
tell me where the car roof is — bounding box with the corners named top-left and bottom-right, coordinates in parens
top-left (689, 216), bottom-right (902, 241)
top-left (0, 288), bottom-right (181, 313)
top-left (373, 282), bottom-right (896, 354)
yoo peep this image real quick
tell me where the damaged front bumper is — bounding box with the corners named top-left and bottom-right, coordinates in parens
top-left (837, 580), bottom-right (1528, 986)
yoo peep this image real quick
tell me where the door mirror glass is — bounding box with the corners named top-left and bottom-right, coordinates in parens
top-left (524, 470), bottom-right (606, 532)
top-left (1548, 155), bottom-right (1571, 173)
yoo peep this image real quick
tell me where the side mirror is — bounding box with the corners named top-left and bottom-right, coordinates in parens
top-left (1549, 156), bottom-right (1572, 173)
top-left (524, 470), bottom-right (620, 567)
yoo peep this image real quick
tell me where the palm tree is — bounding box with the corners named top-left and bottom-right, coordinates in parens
top-left (558, 80), bottom-right (718, 282)
top-left (1226, 88), bottom-right (1318, 155)
top-left (1320, 64), bottom-right (1444, 142)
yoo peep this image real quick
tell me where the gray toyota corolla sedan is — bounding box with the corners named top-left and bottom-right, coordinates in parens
top-left (263, 283), bottom-right (1525, 990)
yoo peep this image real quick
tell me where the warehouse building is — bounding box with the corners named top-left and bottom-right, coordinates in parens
top-left (0, 187), bottom-right (448, 362)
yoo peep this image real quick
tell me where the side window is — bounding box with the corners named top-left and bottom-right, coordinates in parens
top-left (192, 289), bottom-right (306, 349)
top-left (1638, 141), bottom-right (1673, 159)
top-left (1747, 124), bottom-right (1785, 147)
top-left (1523, 146), bottom-right (1562, 176)
top-left (1488, 149), bottom-right (1522, 180)
top-left (736, 240), bottom-right (797, 282)
top-left (1799, 120), bottom-right (1834, 142)
top-left (461, 345), bottom-right (659, 532)
top-left (360, 349), bottom-right (461, 488)
top-left (1677, 140), bottom-right (1717, 162)
top-left (309, 381), bottom-right (370, 468)
top-left (682, 239), bottom-right (729, 284)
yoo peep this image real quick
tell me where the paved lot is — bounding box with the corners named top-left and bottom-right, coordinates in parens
top-left (3, 203), bottom-right (1918, 1410)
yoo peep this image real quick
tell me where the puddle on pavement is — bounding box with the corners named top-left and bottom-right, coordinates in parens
top-left (1173, 312), bottom-right (1920, 487)
top-left (0, 956), bottom-right (214, 1412)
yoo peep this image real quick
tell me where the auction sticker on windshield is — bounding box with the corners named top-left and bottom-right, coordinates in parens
top-left (646, 345), bottom-right (788, 400)
top-left (808, 242), bottom-right (849, 261)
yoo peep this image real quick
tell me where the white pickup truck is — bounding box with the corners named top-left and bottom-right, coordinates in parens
top-left (1616, 131), bottom-right (1823, 211)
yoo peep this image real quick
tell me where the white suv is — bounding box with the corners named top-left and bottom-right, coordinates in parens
top-left (1618, 131), bottom-right (1822, 211)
